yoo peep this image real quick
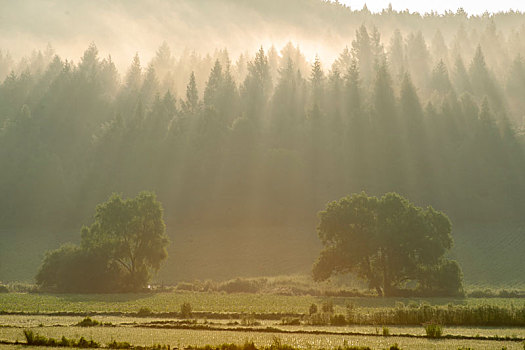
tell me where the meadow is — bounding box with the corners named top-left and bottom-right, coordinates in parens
top-left (1, 291), bottom-right (523, 315)
top-left (1, 292), bottom-right (525, 349)
top-left (0, 324), bottom-right (524, 350)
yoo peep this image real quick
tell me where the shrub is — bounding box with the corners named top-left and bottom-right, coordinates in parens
top-left (241, 314), bottom-right (261, 326)
top-left (281, 317), bottom-right (301, 325)
top-left (137, 307), bottom-right (153, 317)
top-left (322, 300), bottom-right (334, 313)
top-left (308, 313), bottom-right (327, 326)
top-left (309, 303), bottom-right (318, 315)
top-left (23, 330), bottom-right (99, 348)
top-left (382, 326), bottom-right (390, 336)
top-left (218, 278), bottom-right (264, 293)
top-left (35, 244), bottom-right (121, 293)
top-left (108, 340), bottom-right (132, 349)
top-left (330, 314), bottom-right (347, 326)
top-left (346, 303), bottom-right (356, 324)
top-left (181, 302), bottom-right (192, 318)
top-left (176, 282), bottom-right (196, 291)
top-left (5, 282), bottom-right (36, 293)
top-left (424, 323), bottom-right (443, 338)
top-left (76, 317), bottom-right (100, 327)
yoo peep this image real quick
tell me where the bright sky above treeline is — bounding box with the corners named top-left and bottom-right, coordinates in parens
top-left (338, 0), bottom-right (525, 14)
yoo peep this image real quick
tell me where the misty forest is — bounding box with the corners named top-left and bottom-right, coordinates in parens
top-left (1, 1), bottom-right (525, 349)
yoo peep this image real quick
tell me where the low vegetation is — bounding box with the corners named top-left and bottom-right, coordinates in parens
top-left (186, 340), bottom-right (375, 350)
top-left (285, 301), bottom-right (525, 327)
top-left (175, 277), bottom-right (371, 297)
top-left (2, 292), bottom-right (525, 327)
top-left (136, 307), bottom-right (153, 317)
top-left (16, 330), bottom-right (525, 350)
top-left (23, 329), bottom-right (99, 348)
top-left (424, 323), bottom-right (443, 338)
top-left (181, 302), bottom-right (193, 318)
top-left (76, 316), bottom-right (113, 327)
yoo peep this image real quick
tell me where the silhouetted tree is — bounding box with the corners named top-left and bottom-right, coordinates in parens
top-left (313, 192), bottom-right (463, 297)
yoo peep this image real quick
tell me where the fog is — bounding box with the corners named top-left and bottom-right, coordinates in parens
top-left (2, 0), bottom-right (524, 72)
top-left (1, 0), bottom-right (350, 70)
top-left (1, 0), bottom-right (525, 286)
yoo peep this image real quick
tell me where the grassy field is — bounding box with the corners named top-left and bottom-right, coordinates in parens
top-left (2, 222), bottom-right (525, 289)
top-left (0, 326), bottom-right (524, 350)
top-left (1, 315), bottom-right (525, 339)
top-left (1, 291), bottom-right (524, 314)
top-left (0, 293), bottom-right (524, 349)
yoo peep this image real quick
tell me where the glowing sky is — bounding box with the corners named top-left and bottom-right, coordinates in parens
top-left (337, 0), bottom-right (525, 14)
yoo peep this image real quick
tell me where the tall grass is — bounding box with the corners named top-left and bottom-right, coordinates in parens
top-left (424, 323), bottom-right (443, 338)
top-left (360, 304), bottom-right (525, 327)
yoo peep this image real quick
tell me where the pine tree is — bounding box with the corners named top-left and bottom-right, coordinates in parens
top-left (352, 25), bottom-right (373, 84)
top-left (469, 45), bottom-right (504, 113)
top-left (453, 55), bottom-right (472, 94)
top-left (310, 55), bottom-right (324, 110)
top-left (431, 29), bottom-right (449, 65)
top-left (182, 71), bottom-right (199, 116)
top-left (406, 31), bottom-right (430, 90)
top-left (241, 47), bottom-right (272, 119)
top-left (332, 47), bottom-right (352, 74)
top-left (430, 60), bottom-right (452, 94)
top-left (388, 29), bottom-right (405, 79)
top-left (345, 60), bottom-right (362, 122)
top-left (141, 64), bottom-right (159, 106)
top-left (152, 41), bottom-right (173, 79)
top-left (204, 59), bottom-right (223, 109)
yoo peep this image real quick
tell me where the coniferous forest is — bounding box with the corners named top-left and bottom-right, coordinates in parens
top-left (1, 0), bottom-right (525, 285)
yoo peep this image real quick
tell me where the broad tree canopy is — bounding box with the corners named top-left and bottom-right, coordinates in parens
top-left (313, 192), bottom-right (463, 296)
top-left (37, 191), bottom-right (169, 292)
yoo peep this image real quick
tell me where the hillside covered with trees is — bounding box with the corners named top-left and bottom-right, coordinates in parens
top-left (1, 0), bottom-right (525, 285)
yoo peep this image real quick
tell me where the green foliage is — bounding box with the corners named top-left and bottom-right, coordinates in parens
top-left (240, 314), bottom-right (261, 326)
top-left (280, 317), bottom-right (301, 325)
top-left (35, 243), bottom-right (121, 293)
top-left (23, 330), bottom-right (99, 348)
top-left (330, 314), bottom-right (347, 326)
top-left (218, 278), bottom-right (265, 293)
top-left (137, 307), bottom-right (153, 317)
top-left (108, 340), bottom-right (132, 349)
top-left (313, 192), bottom-right (463, 297)
top-left (424, 323), bottom-right (443, 338)
top-left (322, 300), bottom-right (334, 313)
top-left (382, 326), bottom-right (390, 336)
top-left (181, 302), bottom-right (193, 318)
top-left (0, 6), bottom-right (525, 248)
top-left (36, 192), bottom-right (169, 293)
top-left (185, 342), bottom-right (375, 350)
top-left (76, 317), bottom-right (100, 327)
top-left (2, 25), bottom-right (525, 289)
top-left (308, 303), bottom-right (318, 315)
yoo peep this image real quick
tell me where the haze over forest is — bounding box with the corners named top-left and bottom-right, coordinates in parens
top-left (1, 0), bottom-right (525, 286)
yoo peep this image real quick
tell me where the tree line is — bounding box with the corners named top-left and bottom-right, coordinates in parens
top-left (1, 24), bottom-right (525, 229)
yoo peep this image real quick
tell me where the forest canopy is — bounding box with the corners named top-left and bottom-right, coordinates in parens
top-left (1, 4), bottom-right (525, 231)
